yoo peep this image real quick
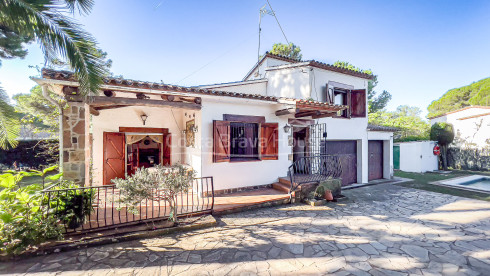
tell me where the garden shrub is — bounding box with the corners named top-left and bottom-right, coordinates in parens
top-left (0, 173), bottom-right (63, 255)
top-left (45, 181), bottom-right (95, 229)
top-left (112, 164), bottom-right (196, 222)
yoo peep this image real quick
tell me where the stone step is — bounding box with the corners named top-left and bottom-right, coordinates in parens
top-left (278, 177), bottom-right (291, 185)
top-left (272, 182), bottom-right (290, 194)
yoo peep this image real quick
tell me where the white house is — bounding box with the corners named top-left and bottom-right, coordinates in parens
top-left (429, 106), bottom-right (490, 149)
top-left (33, 52), bottom-right (394, 194)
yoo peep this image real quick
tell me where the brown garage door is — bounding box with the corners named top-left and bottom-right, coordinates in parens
top-left (368, 140), bottom-right (384, 181)
top-left (324, 141), bottom-right (357, 186)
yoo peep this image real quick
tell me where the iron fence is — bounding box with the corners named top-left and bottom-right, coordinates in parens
top-left (287, 155), bottom-right (342, 192)
top-left (41, 177), bottom-right (214, 234)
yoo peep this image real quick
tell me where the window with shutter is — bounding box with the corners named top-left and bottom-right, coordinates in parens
top-left (213, 120), bottom-right (231, 162)
top-left (350, 89), bottom-right (366, 117)
top-left (260, 123), bottom-right (279, 160)
top-left (230, 122), bottom-right (259, 161)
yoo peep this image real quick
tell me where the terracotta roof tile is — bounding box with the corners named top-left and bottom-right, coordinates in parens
top-left (41, 68), bottom-right (345, 110)
top-left (245, 52), bottom-right (374, 80)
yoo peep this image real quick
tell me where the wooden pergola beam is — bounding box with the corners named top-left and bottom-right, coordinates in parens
top-left (89, 96), bottom-right (201, 110)
top-left (89, 107), bottom-right (100, 116)
top-left (275, 108), bottom-right (296, 116)
top-left (295, 110), bottom-right (321, 118)
top-left (312, 112), bottom-right (336, 119)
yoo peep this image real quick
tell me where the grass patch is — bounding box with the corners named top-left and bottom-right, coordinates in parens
top-left (395, 170), bottom-right (490, 202)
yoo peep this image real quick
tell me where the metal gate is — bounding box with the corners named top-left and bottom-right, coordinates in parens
top-left (308, 123), bottom-right (328, 156)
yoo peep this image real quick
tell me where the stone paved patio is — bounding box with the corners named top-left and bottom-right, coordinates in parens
top-left (2, 183), bottom-right (490, 275)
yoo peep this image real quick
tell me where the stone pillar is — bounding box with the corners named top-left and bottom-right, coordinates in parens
top-left (62, 101), bottom-right (86, 185)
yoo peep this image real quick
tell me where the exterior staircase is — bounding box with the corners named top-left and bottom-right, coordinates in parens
top-left (272, 177), bottom-right (292, 194)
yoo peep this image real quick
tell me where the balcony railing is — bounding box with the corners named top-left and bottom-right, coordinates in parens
top-left (41, 177), bottom-right (214, 234)
top-left (287, 155), bottom-right (342, 192)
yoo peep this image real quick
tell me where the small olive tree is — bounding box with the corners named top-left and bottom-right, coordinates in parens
top-left (112, 164), bottom-right (196, 223)
top-left (430, 122), bottom-right (455, 170)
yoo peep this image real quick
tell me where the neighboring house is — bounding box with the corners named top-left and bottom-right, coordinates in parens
top-left (429, 106), bottom-right (490, 148)
top-left (18, 125), bottom-right (54, 141)
top-left (32, 52), bottom-right (394, 193)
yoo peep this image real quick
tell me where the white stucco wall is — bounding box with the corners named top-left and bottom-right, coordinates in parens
top-left (395, 141), bottom-right (438, 173)
top-left (266, 66), bottom-right (311, 99)
top-left (246, 58), bottom-right (293, 80)
top-left (430, 107), bottom-right (490, 148)
top-left (200, 97), bottom-right (291, 191)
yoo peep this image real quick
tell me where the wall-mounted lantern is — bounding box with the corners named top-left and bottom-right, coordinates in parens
top-left (140, 114), bottom-right (148, 125)
top-left (283, 124), bottom-right (291, 134)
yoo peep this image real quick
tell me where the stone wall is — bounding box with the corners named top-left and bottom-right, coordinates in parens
top-left (447, 146), bottom-right (490, 171)
top-left (62, 102), bottom-right (86, 184)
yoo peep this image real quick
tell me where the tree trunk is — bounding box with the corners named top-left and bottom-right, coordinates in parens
top-left (441, 144), bottom-right (448, 171)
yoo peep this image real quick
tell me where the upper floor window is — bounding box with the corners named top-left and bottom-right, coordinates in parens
top-left (327, 83), bottom-right (366, 118)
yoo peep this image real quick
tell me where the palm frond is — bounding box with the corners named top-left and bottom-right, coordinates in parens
top-left (0, 86), bottom-right (20, 149)
top-left (64, 0), bottom-right (94, 15)
top-left (0, 0), bottom-right (107, 96)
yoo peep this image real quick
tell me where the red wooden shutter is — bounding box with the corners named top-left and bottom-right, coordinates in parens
top-left (103, 132), bottom-right (125, 185)
top-left (260, 123), bottom-right (279, 160)
top-left (213, 120), bottom-right (231, 163)
top-left (162, 134), bottom-right (171, 166)
top-left (351, 89), bottom-right (366, 117)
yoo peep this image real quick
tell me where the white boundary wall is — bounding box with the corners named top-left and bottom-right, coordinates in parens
top-left (395, 141), bottom-right (438, 173)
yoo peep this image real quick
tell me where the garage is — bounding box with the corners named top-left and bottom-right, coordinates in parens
top-left (324, 140), bottom-right (357, 186)
top-left (368, 140), bottom-right (384, 181)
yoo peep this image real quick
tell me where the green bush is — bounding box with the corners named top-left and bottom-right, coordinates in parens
top-left (0, 173), bottom-right (63, 255)
top-left (45, 181), bottom-right (95, 229)
top-left (430, 122), bottom-right (455, 145)
top-left (430, 122), bottom-right (455, 170)
top-left (112, 164), bottom-right (196, 222)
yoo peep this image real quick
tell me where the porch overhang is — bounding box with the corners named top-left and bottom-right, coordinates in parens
top-left (275, 101), bottom-right (347, 119)
top-left (88, 95), bottom-right (202, 112)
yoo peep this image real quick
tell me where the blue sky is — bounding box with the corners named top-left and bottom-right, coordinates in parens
top-left (1, 0), bottom-right (489, 117)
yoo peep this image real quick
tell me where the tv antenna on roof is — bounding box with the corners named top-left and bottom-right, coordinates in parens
top-left (258, 1), bottom-right (290, 63)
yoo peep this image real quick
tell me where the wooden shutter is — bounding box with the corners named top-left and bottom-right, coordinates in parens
top-left (213, 120), bottom-right (231, 162)
top-left (350, 89), bottom-right (366, 117)
top-left (260, 123), bottom-right (279, 160)
top-left (162, 134), bottom-right (171, 166)
top-left (103, 132), bottom-right (125, 185)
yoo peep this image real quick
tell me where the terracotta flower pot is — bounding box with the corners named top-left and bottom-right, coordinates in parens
top-left (324, 190), bottom-right (334, 201)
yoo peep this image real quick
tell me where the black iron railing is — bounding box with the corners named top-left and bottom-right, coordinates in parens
top-left (287, 155), bottom-right (342, 192)
top-left (41, 177), bottom-right (214, 234)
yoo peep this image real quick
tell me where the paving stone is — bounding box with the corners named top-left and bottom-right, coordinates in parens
top-left (400, 245), bottom-right (429, 262)
top-left (342, 247), bottom-right (369, 262)
top-left (358, 243), bottom-right (380, 255)
top-left (3, 183), bottom-right (489, 275)
top-left (89, 251), bottom-right (110, 262)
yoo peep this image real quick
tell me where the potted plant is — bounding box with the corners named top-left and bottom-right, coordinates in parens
top-left (324, 189), bottom-right (334, 201)
top-left (47, 181), bottom-right (95, 229)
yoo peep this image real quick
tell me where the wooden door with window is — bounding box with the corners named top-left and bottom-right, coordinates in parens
top-left (103, 132), bottom-right (125, 185)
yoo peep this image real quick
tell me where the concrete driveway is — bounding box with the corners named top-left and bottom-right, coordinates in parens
top-left (2, 183), bottom-right (490, 275)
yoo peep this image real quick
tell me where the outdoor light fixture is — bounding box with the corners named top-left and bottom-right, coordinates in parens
top-left (140, 114), bottom-right (148, 125)
top-left (283, 124), bottom-right (291, 134)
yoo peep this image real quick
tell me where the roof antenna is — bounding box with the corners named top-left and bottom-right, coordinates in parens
top-left (258, 4), bottom-right (274, 63)
top-left (258, 1), bottom-right (290, 63)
